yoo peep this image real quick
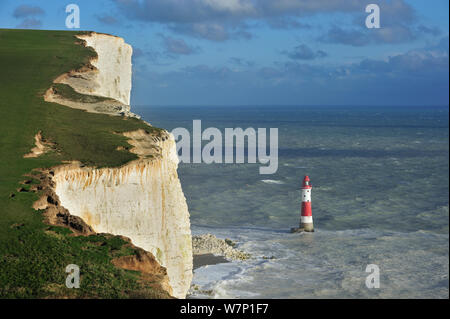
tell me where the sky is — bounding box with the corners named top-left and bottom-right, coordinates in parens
top-left (0, 0), bottom-right (448, 106)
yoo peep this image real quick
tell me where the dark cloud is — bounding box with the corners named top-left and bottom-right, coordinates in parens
top-left (417, 25), bottom-right (442, 37)
top-left (266, 18), bottom-right (312, 30)
top-left (132, 37), bottom-right (200, 67)
top-left (181, 65), bottom-right (233, 79)
top-left (375, 25), bottom-right (415, 43)
top-left (168, 21), bottom-right (252, 42)
top-left (168, 22), bottom-right (231, 42)
top-left (160, 35), bottom-right (200, 55)
top-left (144, 49), bottom-right (172, 66)
top-left (132, 48), bottom-right (172, 66)
top-left (437, 36), bottom-right (449, 51)
top-left (282, 44), bottom-right (328, 60)
top-left (113, 0), bottom-right (418, 42)
top-left (132, 47), bottom-right (144, 60)
top-left (97, 14), bottom-right (120, 25)
top-left (13, 5), bottom-right (44, 18)
top-left (229, 57), bottom-right (255, 67)
top-left (320, 23), bottom-right (416, 46)
top-left (320, 25), bottom-right (370, 46)
top-left (358, 51), bottom-right (448, 75)
top-left (13, 5), bottom-right (44, 29)
top-left (16, 17), bottom-right (42, 29)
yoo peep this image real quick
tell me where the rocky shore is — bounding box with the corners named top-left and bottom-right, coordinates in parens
top-left (192, 234), bottom-right (250, 261)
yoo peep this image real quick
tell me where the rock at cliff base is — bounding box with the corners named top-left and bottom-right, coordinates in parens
top-left (192, 234), bottom-right (251, 261)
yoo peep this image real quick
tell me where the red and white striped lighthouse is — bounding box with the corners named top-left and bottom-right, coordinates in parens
top-left (300, 176), bottom-right (314, 232)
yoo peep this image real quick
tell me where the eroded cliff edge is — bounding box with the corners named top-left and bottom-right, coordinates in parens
top-left (44, 32), bottom-right (193, 298)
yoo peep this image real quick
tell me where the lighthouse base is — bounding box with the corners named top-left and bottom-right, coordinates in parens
top-left (290, 226), bottom-right (314, 233)
top-left (300, 223), bottom-right (314, 232)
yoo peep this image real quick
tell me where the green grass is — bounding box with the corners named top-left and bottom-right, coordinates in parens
top-left (51, 83), bottom-right (112, 103)
top-left (0, 29), bottom-right (169, 298)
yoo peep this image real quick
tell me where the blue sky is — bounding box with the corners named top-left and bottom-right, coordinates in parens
top-left (0, 0), bottom-right (448, 106)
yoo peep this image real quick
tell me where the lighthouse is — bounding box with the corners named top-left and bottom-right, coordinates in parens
top-left (291, 175), bottom-right (314, 233)
top-left (299, 176), bottom-right (314, 232)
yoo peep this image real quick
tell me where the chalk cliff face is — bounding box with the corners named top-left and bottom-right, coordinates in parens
top-left (52, 134), bottom-right (192, 298)
top-left (56, 32), bottom-right (132, 106)
top-left (49, 32), bottom-right (193, 298)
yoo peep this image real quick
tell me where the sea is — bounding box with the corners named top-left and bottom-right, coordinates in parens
top-left (134, 105), bottom-right (449, 299)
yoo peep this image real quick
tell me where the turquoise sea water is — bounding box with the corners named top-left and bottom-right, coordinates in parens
top-left (135, 105), bottom-right (449, 298)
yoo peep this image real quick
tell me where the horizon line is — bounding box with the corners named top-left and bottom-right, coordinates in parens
top-left (132, 104), bottom-right (450, 108)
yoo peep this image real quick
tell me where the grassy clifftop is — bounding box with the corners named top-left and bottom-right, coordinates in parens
top-left (0, 29), bottom-right (168, 298)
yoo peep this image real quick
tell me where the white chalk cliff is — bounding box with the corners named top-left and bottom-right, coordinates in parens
top-left (50, 32), bottom-right (193, 298)
top-left (46, 33), bottom-right (138, 118)
top-left (59, 33), bottom-right (132, 105)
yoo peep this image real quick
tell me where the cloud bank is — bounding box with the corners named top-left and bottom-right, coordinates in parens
top-left (114, 0), bottom-right (422, 43)
top-left (133, 36), bottom-right (449, 106)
